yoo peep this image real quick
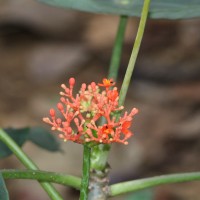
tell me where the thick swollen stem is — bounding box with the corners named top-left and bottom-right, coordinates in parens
top-left (88, 166), bottom-right (110, 200)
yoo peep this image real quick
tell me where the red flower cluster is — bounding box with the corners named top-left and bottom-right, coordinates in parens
top-left (43, 78), bottom-right (138, 145)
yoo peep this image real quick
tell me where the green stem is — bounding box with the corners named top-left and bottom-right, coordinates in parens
top-left (119, 0), bottom-right (151, 106)
top-left (89, 0), bottom-right (150, 197)
top-left (0, 129), bottom-right (62, 200)
top-left (108, 15), bottom-right (128, 80)
top-left (2, 170), bottom-right (200, 198)
top-left (91, 15), bottom-right (128, 172)
top-left (110, 172), bottom-right (200, 196)
top-left (80, 145), bottom-right (91, 200)
top-left (1, 169), bottom-right (81, 190)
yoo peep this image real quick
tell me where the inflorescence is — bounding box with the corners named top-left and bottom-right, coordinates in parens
top-left (43, 78), bottom-right (138, 145)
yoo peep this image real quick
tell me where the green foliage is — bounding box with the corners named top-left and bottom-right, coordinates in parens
top-left (0, 174), bottom-right (9, 200)
top-left (0, 128), bottom-right (29, 158)
top-left (0, 127), bottom-right (61, 158)
top-left (28, 127), bottom-right (61, 152)
top-left (37, 0), bottom-right (200, 19)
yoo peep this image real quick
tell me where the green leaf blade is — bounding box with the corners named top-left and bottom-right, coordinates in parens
top-left (0, 128), bottom-right (29, 158)
top-left (0, 173), bottom-right (9, 200)
top-left (37, 0), bottom-right (200, 19)
top-left (0, 127), bottom-right (61, 159)
top-left (28, 127), bottom-right (61, 152)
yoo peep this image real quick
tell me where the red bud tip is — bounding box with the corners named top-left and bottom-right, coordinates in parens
top-left (74, 118), bottom-right (79, 123)
top-left (56, 118), bottom-right (62, 124)
top-left (91, 82), bottom-right (96, 89)
top-left (81, 83), bottom-right (87, 90)
top-left (131, 108), bottom-right (139, 115)
top-left (49, 109), bottom-right (55, 117)
top-left (69, 77), bottom-right (75, 86)
top-left (67, 127), bottom-right (72, 134)
top-left (57, 103), bottom-right (64, 111)
top-left (60, 97), bottom-right (65, 103)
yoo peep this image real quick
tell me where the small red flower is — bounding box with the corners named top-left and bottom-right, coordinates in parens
top-left (43, 77), bottom-right (138, 145)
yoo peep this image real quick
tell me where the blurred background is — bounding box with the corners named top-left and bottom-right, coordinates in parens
top-left (0, 0), bottom-right (200, 199)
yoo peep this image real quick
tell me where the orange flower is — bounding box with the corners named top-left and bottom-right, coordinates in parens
top-left (98, 78), bottom-right (115, 88)
top-left (101, 125), bottom-right (114, 135)
top-left (43, 77), bottom-right (138, 145)
top-left (121, 121), bottom-right (132, 134)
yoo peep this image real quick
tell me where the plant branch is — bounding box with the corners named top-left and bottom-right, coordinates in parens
top-left (0, 128), bottom-right (63, 200)
top-left (109, 172), bottom-right (200, 196)
top-left (119, 0), bottom-right (151, 106)
top-left (108, 15), bottom-right (128, 80)
top-left (1, 169), bottom-right (81, 190)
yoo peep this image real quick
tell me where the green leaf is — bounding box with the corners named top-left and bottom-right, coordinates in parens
top-left (0, 127), bottom-right (61, 159)
top-left (0, 173), bottom-right (9, 200)
top-left (0, 128), bottom-right (29, 158)
top-left (28, 127), bottom-right (61, 152)
top-left (37, 0), bottom-right (200, 19)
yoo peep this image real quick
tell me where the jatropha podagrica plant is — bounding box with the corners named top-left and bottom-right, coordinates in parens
top-left (43, 78), bottom-right (138, 145)
top-left (1, 1), bottom-right (200, 199)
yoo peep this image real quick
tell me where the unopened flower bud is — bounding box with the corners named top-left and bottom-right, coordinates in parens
top-left (67, 127), bottom-right (72, 134)
top-left (43, 117), bottom-right (51, 123)
top-left (60, 97), bottom-right (65, 103)
top-left (69, 77), bottom-right (75, 86)
top-left (74, 118), bottom-right (79, 127)
top-left (50, 109), bottom-right (55, 117)
top-left (124, 141), bottom-right (128, 145)
top-left (91, 82), bottom-right (96, 90)
top-left (57, 103), bottom-right (64, 111)
top-left (131, 108), bottom-right (139, 115)
top-left (81, 83), bottom-right (86, 90)
top-left (61, 84), bottom-right (67, 90)
top-left (85, 138), bottom-right (90, 142)
top-left (56, 118), bottom-right (62, 124)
